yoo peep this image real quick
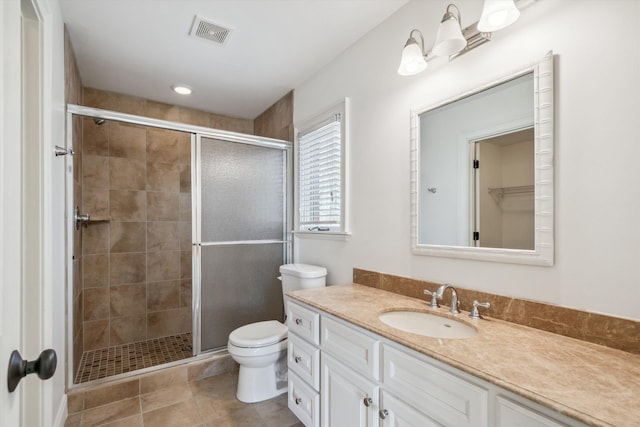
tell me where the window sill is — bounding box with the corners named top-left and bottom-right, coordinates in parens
top-left (292, 231), bottom-right (351, 241)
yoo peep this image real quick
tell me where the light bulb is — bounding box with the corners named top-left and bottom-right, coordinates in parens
top-left (478, 0), bottom-right (520, 32)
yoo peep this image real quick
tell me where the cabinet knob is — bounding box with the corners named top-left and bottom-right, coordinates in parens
top-left (379, 409), bottom-right (389, 419)
top-left (295, 318), bottom-right (303, 325)
top-left (363, 397), bottom-right (373, 407)
top-left (294, 356), bottom-right (302, 363)
top-left (295, 397), bottom-right (303, 405)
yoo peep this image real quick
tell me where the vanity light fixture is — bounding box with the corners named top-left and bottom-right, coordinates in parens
top-left (171, 85), bottom-right (192, 95)
top-left (398, 0), bottom-right (529, 76)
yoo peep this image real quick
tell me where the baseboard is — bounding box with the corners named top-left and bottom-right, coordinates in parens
top-left (53, 394), bottom-right (67, 427)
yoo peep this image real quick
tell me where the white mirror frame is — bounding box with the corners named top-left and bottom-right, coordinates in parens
top-left (410, 52), bottom-right (554, 266)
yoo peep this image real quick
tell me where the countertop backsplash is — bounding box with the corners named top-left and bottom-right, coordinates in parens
top-left (353, 268), bottom-right (640, 355)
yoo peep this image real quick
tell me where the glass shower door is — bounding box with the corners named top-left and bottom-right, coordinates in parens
top-left (195, 136), bottom-right (290, 352)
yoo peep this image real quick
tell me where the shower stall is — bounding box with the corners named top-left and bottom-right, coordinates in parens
top-left (65, 105), bottom-right (291, 385)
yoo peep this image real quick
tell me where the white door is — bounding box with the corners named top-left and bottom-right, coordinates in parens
top-left (1, 0), bottom-right (56, 425)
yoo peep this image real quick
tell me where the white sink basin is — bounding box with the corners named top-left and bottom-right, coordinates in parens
top-left (378, 310), bottom-right (477, 340)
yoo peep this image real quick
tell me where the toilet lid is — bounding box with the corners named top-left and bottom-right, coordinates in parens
top-left (229, 320), bottom-right (287, 348)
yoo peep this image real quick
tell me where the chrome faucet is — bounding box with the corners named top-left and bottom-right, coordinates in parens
top-left (436, 284), bottom-right (460, 315)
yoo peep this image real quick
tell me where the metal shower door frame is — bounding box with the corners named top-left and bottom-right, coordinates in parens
top-left (191, 132), bottom-right (292, 356)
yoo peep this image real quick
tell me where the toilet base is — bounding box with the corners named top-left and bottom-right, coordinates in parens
top-left (236, 357), bottom-right (288, 403)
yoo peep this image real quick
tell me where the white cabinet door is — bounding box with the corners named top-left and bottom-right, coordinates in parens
top-left (321, 353), bottom-right (379, 427)
top-left (379, 390), bottom-right (442, 427)
top-left (497, 397), bottom-right (566, 427)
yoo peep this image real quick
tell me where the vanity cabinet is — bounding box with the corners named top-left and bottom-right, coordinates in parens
top-left (287, 300), bottom-right (444, 427)
top-left (286, 299), bottom-right (584, 427)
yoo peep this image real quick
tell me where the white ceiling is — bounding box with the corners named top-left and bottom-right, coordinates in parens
top-left (60, 0), bottom-right (408, 119)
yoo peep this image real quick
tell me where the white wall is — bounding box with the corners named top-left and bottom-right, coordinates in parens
top-left (294, 0), bottom-right (640, 321)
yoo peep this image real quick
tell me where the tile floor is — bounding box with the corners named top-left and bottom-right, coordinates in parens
top-left (75, 334), bottom-right (193, 384)
top-left (65, 371), bottom-right (303, 427)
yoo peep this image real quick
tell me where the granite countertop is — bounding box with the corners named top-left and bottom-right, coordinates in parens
top-left (287, 284), bottom-right (640, 427)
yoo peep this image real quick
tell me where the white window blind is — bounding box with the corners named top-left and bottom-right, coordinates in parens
top-left (298, 114), bottom-right (342, 231)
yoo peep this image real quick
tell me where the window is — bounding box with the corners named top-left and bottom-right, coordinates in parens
top-left (296, 100), bottom-right (348, 234)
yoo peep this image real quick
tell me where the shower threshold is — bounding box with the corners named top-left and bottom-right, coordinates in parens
top-left (74, 333), bottom-right (192, 384)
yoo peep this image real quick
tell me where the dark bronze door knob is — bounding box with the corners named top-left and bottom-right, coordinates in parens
top-left (7, 349), bottom-right (57, 392)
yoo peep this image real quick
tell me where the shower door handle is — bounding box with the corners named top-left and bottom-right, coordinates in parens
top-left (7, 349), bottom-right (57, 392)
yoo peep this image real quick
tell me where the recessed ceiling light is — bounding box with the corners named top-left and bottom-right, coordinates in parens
top-left (171, 85), bottom-right (192, 95)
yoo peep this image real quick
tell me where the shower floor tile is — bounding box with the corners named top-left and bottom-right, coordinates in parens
top-left (75, 333), bottom-right (192, 384)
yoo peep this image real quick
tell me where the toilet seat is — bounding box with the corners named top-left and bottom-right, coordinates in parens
top-left (228, 320), bottom-right (287, 348)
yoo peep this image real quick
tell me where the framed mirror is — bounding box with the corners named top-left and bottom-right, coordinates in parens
top-left (410, 52), bottom-right (554, 266)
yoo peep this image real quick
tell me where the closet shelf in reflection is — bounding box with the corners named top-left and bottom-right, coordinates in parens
top-left (488, 185), bottom-right (534, 205)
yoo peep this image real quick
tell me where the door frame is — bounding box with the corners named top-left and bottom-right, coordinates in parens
top-left (0, 0), bottom-right (27, 424)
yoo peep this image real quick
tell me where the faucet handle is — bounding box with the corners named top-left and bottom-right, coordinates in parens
top-left (423, 289), bottom-right (439, 308)
top-left (469, 300), bottom-right (491, 319)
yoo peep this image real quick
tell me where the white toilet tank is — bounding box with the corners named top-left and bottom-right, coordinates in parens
top-left (279, 263), bottom-right (327, 298)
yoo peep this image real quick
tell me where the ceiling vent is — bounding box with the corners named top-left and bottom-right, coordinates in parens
top-left (189, 16), bottom-right (232, 45)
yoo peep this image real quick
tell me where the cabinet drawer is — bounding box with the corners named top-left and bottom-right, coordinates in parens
top-left (289, 371), bottom-right (320, 427)
top-left (496, 397), bottom-right (566, 427)
top-left (321, 315), bottom-right (379, 380)
top-left (288, 333), bottom-right (320, 391)
top-left (287, 301), bottom-right (320, 345)
top-left (382, 344), bottom-right (488, 427)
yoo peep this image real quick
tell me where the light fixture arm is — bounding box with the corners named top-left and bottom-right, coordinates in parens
top-left (408, 29), bottom-right (427, 57)
top-left (442, 4), bottom-right (462, 25)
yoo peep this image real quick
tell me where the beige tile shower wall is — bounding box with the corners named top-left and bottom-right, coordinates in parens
top-left (254, 90), bottom-right (294, 142)
top-left (82, 88), bottom-right (254, 134)
top-left (64, 26), bottom-right (84, 377)
top-left (81, 118), bottom-right (192, 350)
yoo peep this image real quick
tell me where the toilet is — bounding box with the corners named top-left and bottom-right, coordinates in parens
top-left (228, 263), bottom-right (327, 403)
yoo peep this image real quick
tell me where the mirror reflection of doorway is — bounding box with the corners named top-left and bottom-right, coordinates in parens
top-left (472, 127), bottom-right (534, 249)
